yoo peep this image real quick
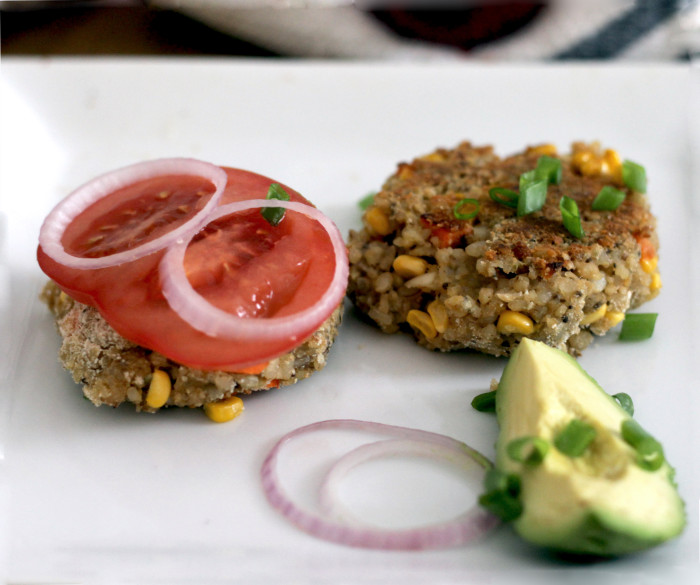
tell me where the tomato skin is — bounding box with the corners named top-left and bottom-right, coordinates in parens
top-left (219, 167), bottom-right (309, 206)
top-left (38, 167), bottom-right (340, 371)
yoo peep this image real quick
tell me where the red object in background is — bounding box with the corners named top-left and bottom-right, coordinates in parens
top-left (369, 2), bottom-right (547, 52)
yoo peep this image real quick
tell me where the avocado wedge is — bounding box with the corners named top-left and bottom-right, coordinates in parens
top-left (480, 338), bottom-right (685, 556)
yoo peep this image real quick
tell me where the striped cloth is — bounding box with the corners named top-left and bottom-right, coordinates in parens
top-left (157, 0), bottom-right (700, 60)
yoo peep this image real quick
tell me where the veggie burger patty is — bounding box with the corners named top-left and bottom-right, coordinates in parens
top-left (38, 159), bottom-right (348, 416)
top-left (347, 141), bottom-right (660, 357)
top-left (41, 281), bottom-right (342, 412)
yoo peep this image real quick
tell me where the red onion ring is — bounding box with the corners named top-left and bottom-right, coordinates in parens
top-left (261, 419), bottom-right (499, 550)
top-left (159, 200), bottom-right (349, 341)
top-left (38, 158), bottom-right (227, 270)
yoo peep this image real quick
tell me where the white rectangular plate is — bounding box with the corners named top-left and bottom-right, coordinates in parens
top-left (1, 58), bottom-right (699, 584)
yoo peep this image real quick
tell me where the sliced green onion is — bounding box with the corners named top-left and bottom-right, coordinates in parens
top-left (622, 160), bottom-right (647, 193)
top-left (453, 198), bottom-right (480, 220)
top-left (554, 418), bottom-right (596, 457)
top-left (478, 488), bottom-right (523, 523)
top-left (483, 467), bottom-right (520, 494)
top-left (621, 419), bottom-right (665, 471)
top-left (635, 438), bottom-right (666, 471)
top-left (612, 392), bottom-right (635, 417)
top-left (592, 185), bottom-right (626, 211)
top-left (619, 313), bottom-right (657, 341)
top-left (478, 468), bottom-right (523, 522)
top-left (621, 419), bottom-right (650, 446)
top-left (261, 183), bottom-right (291, 226)
top-left (519, 170), bottom-right (536, 188)
top-left (559, 196), bottom-right (584, 239)
top-left (489, 187), bottom-right (519, 209)
top-left (471, 390), bottom-right (496, 413)
top-left (506, 436), bottom-right (549, 466)
top-left (358, 191), bottom-right (376, 211)
top-left (517, 178), bottom-right (547, 216)
top-left (535, 155), bottom-right (562, 185)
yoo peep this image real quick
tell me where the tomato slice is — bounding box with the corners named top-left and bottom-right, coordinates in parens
top-left (38, 167), bottom-right (341, 371)
top-left (62, 174), bottom-right (217, 259)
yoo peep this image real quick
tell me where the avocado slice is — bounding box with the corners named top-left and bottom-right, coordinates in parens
top-left (482, 338), bottom-right (685, 556)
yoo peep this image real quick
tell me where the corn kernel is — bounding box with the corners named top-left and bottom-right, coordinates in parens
top-left (527, 144), bottom-right (558, 157)
top-left (580, 303), bottom-right (607, 326)
top-left (496, 311), bottom-right (534, 335)
top-left (420, 152), bottom-right (445, 163)
top-left (393, 254), bottom-right (428, 278)
top-left (602, 148), bottom-right (620, 163)
top-left (204, 396), bottom-right (245, 423)
top-left (650, 272), bottom-right (662, 292)
top-left (398, 164), bottom-right (413, 180)
top-left (580, 157), bottom-right (603, 177)
top-left (427, 299), bottom-right (448, 333)
top-left (146, 369), bottom-right (171, 409)
top-left (604, 310), bottom-right (626, 328)
top-left (571, 150), bottom-right (592, 172)
top-left (640, 256), bottom-right (658, 274)
top-left (364, 207), bottom-right (392, 236)
top-left (406, 309), bottom-right (437, 339)
top-left (602, 149), bottom-right (622, 177)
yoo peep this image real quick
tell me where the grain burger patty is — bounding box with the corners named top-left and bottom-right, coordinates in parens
top-left (38, 159), bottom-right (348, 417)
top-left (347, 141), bottom-right (660, 357)
top-left (40, 281), bottom-right (342, 412)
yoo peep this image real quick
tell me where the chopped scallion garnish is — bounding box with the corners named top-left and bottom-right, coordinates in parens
top-left (358, 191), bottom-right (376, 211)
top-left (619, 313), bottom-right (657, 341)
top-left (517, 177), bottom-right (547, 217)
top-left (478, 468), bottom-right (523, 522)
top-left (518, 180), bottom-right (547, 216)
top-left (622, 160), bottom-right (647, 193)
top-left (519, 170), bottom-right (536, 188)
top-left (592, 185), bottom-right (626, 211)
top-left (621, 419), bottom-right (650, 446)
top-left (506, 436), bottom-right (549, 466)
top-left (453, 197), bottom-right (480, 220)
top-left (489, 187), bottom-right (519, 208)
top-left (621, 419), bottom-right (665, 471)
top-left (559, 196), bottom-right (584, 239)
top-left (471, 390), bottom-right (497, 413)
top-left (489, 160), bottom-right (558, 217)
top-left (635, 438), bottom-right (666, 471)
top-left (262, 183), bottom-right (291, 226)
top-left (612, 392), bottom-right (635, 416)
top-left (535, 155), bottom-right (562, 185)
top-left (554, 418), bottom-right (596, 457)
top-left (483, 467), bottom-right (520, 495)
